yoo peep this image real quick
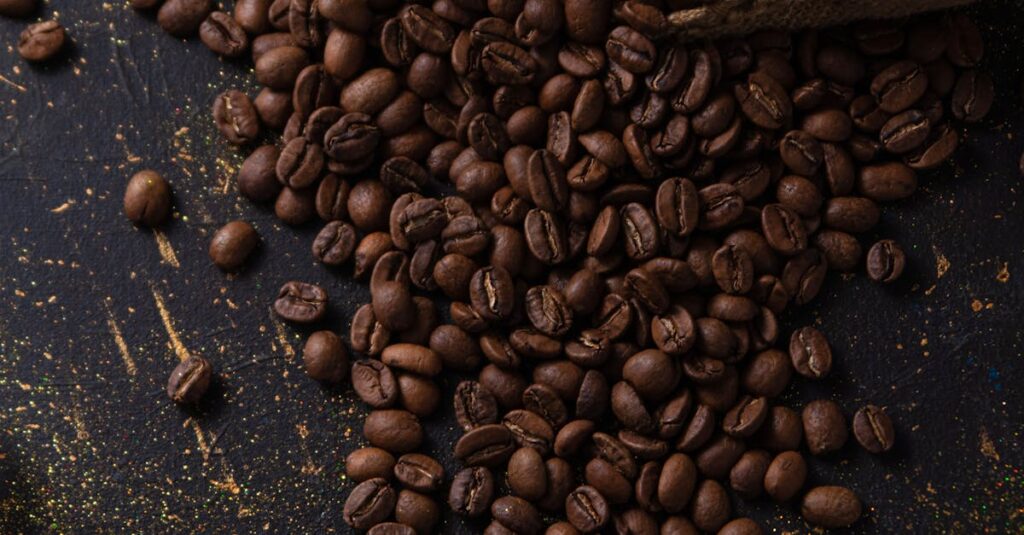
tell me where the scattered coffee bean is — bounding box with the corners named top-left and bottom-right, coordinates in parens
top-left (166, 355), bottom-right (213, 404)
top-left (209, 221), bottom-right (258, 271)
top-left (302, 330), bottom-right (348, 383)
top-left (866, 239), bottom-right (906, 283)
top-left (852, 404), bottom-right (895, 453)
top-left (801, 486), bottom-right (862, 528)
top-left (124, 170), bottom-right (172, 227)
top-left (17, 20), bottom-right (65, 61)
top-left (273, 281), bottom-right (328, 323)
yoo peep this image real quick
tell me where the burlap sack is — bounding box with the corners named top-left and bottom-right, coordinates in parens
top-left (670, 0), bottom-right (977, 39)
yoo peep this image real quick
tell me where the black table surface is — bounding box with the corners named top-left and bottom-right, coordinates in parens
top-left (1, 1), bottom-right (1022, 533)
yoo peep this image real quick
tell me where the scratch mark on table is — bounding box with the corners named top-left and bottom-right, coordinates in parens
top-left (152, 229), bottom-right (181, 268)
top-left (151, 287), bottom-right (190, 362)
top-left (104, 300), bottom-right (137, 376)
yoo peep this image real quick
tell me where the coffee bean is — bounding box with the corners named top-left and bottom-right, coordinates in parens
top-left (565, 486), bottom-right (610, 532)
top-left (207, 221), bottom-right (259, 272)
top-left (346, 447), bottom-right (396, 482)
top-left (200, 11), bottom-right (248, 57)
top-left (508, 447), bottom-right (548, 501)
top-left (215, 91), bottom-right (260, 145)
top-left (491, 496), bottom-right (543, 535)
top-left (312, 221), bottom-right (355, 266)
top-left (852, 404), bottom-right (895, 453)
top-left (690, 479), bottom-right (730, 532)
top-left (237, 146), bottom-right (283, 203)
top-left (274, 281), bottom-right (328, 323)
top-left (400, 5), bottom-right (455, 54)
top-left (880, 110), bottom-right (930, 154)
top-left (801, 486), bottom-right (862, 528)
top-left (166, 355), bottom-right (213, 404)
top-left (352, 359), bottom-right (399, 407)
top-left (17, 20), bottom-right (65, 62)
top-left (302, 330), bottom-right (348, 383)
top-left (951, 70), bottom-right (994, 123)
top-left (455, 423), bottom-right (516, 467)
top-left (606, 26), bottom-right (656, 74)
top-left (392, 453), bottom-right (444, 493)
top-left (761, 204), bottom-right (807, 255)
top-left (124, 170), bottom-right (172, 227)
top-left (946, 13), bottom-right (983, 67)
top-left (729, 449), bottom-right (770, 499)
top-left (802, 399), bottom-right (848, 456)
top-left (364, 409), bottom-right (423, 453)
top-left (344, 478), bottom-right (397, 529)
top-left (866, 239), bottom-right (906, 283)
top-left (763, 450), bottom-right (807, 502)
top-left (504, 409), bottom-right (554, 454)
top-left (255, 45), bottom-right (309, 90)
top-left (736, 72), bottom-right (792, 130)
top-left (449, 466), bottom-right (495, 517)
top-left (158, 0), bottom-right (212, 37)
top-left (779, 130), bottom-right (823, 176)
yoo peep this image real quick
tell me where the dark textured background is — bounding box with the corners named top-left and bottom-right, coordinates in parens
top-left (0, 1), bottom-right (1022, 533)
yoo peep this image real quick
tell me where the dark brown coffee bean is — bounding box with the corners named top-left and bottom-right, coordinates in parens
top-left (364, 410), bottom-right (423, 453)
top-left (761, 204), bottom-right (807, 255)
top-left (343, 478), bottom-right (397, 529)
top-left (736, 72), bottom-right (792, 130)
top-left (699, 184), bottom-right (744, 231)
top-left (212, 90), bottom-right (260, 146)
top-left (689, 479), bottom-right (730, 532)
top-left (372, 280), bottom-right (416, 332)
top-left (740, 349), bottom-right (792, 399)
top-left (528, 150), bottom-right (570, 211)
top-left (788, 326), bottom-right (832, 379)
top-left (801, 486), bottom-right (862, 528)
top-left (200, 11), bottom-right (248, 57)
top-left (852, 404), bottom-right (896, 453)
top-left (456, 423), bottom-right (516, 466)
top-left (868, 60), bottom-right (928, 114)
top-left (857, 162), bottom-right (917, 202)
top-left (255, 45), bottom-right (309, 90)
top-left (449, 467), bottom-right (495, 517)
top-left (274, 281), bottom-right (327, 323)
top-left (123, 170), bottom-right (173, 227)
top-left (723, 396), bottom-right (769, 438)
top-left (504, 409), bottom-right (555, 454)
top-left (619, 203), bottom-right (659, 261)
top-left (158, 0), bottom-right (212, 36)
top-left (352, 359), bottom-right (399, 407)
top-left (276, 138), bottom-right (323, 188)
top-left (654, 177), bottom-right (698, 238)
top-left (729, 449), bottom-right (770, 499)
top-left (946, 13), bottom-right (984, 67)
top-left (166, 355), bottom-right (213, 404)
top-left (951, 69), bottom-right (994, 123)
top-left (677, 404), bottom-right (715, 452)
top-left (565, 486), bottom-right (610, 532)
top-left (345, 447), bottom-right (395, 483)
top-left (755, 406), bottom-right (803, 452)
top-left (238, 146), bottom-right (283, 203)
top-left (763, 450), bottom-right (806, 502)
top-left (606, 26), bottom-right (656, 74)
top-left (866, 239), bottom-right (906, 283)
top-left (381, 343), bottom-right (441, 377)
top-left (524, 209), bottom-right (569, 265)
top-left (492, 496), bottom-right (543, 535)
top-left (209, 221), bottom-right (259, 272)
top-left (482, 41), bottom-right (538, 86)
top-left (802, 399), bottom-right (848, 456)
top-left (779, 130), bottom-right (823, 176)
top-left (905, 122), bottom-right (959, 169)
top-left (508, 447), bottom-right (548, 501)
top-left (301, 330), bottom-right (347, 383)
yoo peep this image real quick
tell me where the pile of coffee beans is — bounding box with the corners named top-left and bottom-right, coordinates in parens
top-left (123, 0), bottom-right (994, 532)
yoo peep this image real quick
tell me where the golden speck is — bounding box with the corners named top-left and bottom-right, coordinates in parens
top-left (996, 262), bottom-right (1010, 283)
top-left (933, 246), bottom-right (950, 279)
top-left (971, 299), bottom-right (984, 312)
top-left (979, 426), bottom-right (1001, 462)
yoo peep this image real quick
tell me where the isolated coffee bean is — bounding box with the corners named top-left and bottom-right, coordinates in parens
top-left (951, 70), bottom-right (994, 123)
top-left (852, 404), bottom-right (895, 453)
top-left (801, 486), bottom-right (862, 528)
top-left (124, 170), bottom-right (172, 227)
top-left (303, 331), bottom-right (348, 383)
top-left (208, 221), bottom-right (258, 271)
top-left (18, 20), bottom-right (65, 61)
top-left (167, 355), bottom-right (213, 404)
top-left (866, 239), bottom-right (906, 283)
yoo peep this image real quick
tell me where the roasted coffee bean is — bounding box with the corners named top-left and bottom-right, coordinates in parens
top-left (17, 20), bottom-right (65, 62)
top-left (158, 0), bottom-right (212, 37)
top-left (253, 88), bottom-right (293, 131)
top-left (951, 70), bottom-right (994, 123)
top-left (504, 409), bottom-right (555, 454)
top-left (723, 396), bottom-right (769, 438)
top-left (212, 90), bottom-right (259, 145)
top-left (565, 486), bottom-right (610, 532)
top-left (699, 184), bottom-right (744, 231)
top-left (606, 26), bottom-right (656, 74)
top-left (852, 404), bottom-right (895, 453)
top-left (761, 204), bottom-right (807, 255)
top-left (905, 122), bottom-right (959, 169)
top-left (729, 449), bottom-right (770, 499)
top-left (276, 138), bottom-right (323, 188)
top-left (763, 450), bottom-right (806, 502)
top-left (508, 447), bottom-right (548, 501)
top-left (255, 45), bottom-right (309, 90)
top-left (813, 229), bottom-right (861, 273)
top-left (866, 239), bottom-right (906, 283)
top-left (302, 330), bottom-right (348, 383)
top-left (352, 359), bottom-right (399, 407)
top-left (482, 42), bottom-right (538, 86)
top-left (802, 399), bottom-right (848, 456)
top-left (400, 4), bottom-right (455, 54)
top-left (346, 447), bottom-right (396, 483)
top-left (209, 221), bottom-right (259, 271)
top-left (393, 453), bottom-right (444, 493)
top-left (167, 355), bottom-right (213, 404)
top-left (741, 349), bottom-right (792, 398)
top-left (364, 409), bottom-right (423, 453)
top-left (449, 467), bottom-right (495, 517)
top-left (492, 496), bottom-right (543, 535)
top-left (524, 209), bottom-right (569, 264)
top-left (274, 281), bottom-right (327, 323)
top-left (381, 343), bottom-right (441, 377)
top-left (622, 349), bottom-right (676, 402)
top-left (238, 146), bottom-right (283, 203)
top-left (124, 170), bottom-right (172, 227)
top-left (528, 150), bottom-right (570, 211)
top-left (344, 478), bottom-right (397, 529)
top-left (736, 72), bottom-right (792, 130)
top-left (788, 326), bottom-right (832, 379)
top-left (880, 110), bottom-right (930, 154)
top-left (946, 13), bottom-right (983, 67)
top-left (275, 186), bottom-right (317, 225)
top-left (456, 377), bottom-right (499, 426)
top-left (311, 221), bottom-right (355, 266)
top-left (779, 130), bottom-right (822, 176)
top-left (455, 423), bottom-right (516, 466)
top-left (655, 177), bottom-right (699, 238)
top-left (200, 11), bottom-right (248, 57)
top-left (801, 486), bottom-right (862, 528)
top-left (689, 479), bottom-right (730, 532)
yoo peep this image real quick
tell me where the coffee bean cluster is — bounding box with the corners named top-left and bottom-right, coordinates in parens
top-left (129, 0), bottom-right (992, 532)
